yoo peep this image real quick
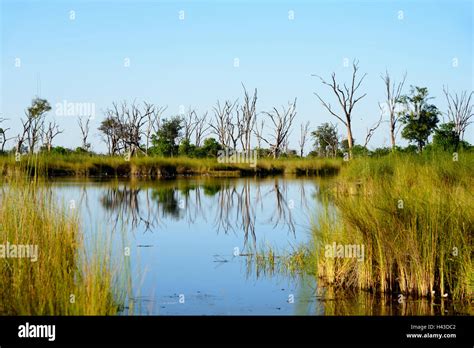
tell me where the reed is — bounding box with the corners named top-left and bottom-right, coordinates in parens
top-left (0, 178), bottom-right (124, 315)
top-left (251, 152), bottom-right (473, 301)
top-left (314, 152), bottom-right (473, 300)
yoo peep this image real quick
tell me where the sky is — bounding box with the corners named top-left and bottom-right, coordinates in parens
top-left (1, 0), bottom-right (473, 153)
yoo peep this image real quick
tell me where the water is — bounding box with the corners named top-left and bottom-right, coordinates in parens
top-left (50, 177), bottom-right (325, 315)
top-left (48, 177), bottom-right (470, 316)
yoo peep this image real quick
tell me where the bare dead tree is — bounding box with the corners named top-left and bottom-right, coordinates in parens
top-left (443, 86), bottom-right (474, 141)
top-left (313, 60), bottom-right (367, 156)
top-left (363, 113), bottom-right (383, 148)
top-left (0, 117), bottom-right (13, 153)
top-left (112, 101), bottom-right (129, 154)
top-left (133, 102), bottom-right (155, 156)
top-left (182, 108), bottom-right (198, 143)
top-left (211, 99), bottom-right (238, 148)
top-left (43, 120), bottom-right (63, 152)
top-left (99, 107), bottom-right (122, 155)
top-left (125, 101), bottom-right (153, 156)
top-left (261, 98), bottom-right (297, 158)
top-left (299, 121), bottom-right (310, 157)
top-left (253, 119), bottom-right (265, 150)
top-left (150, 105), bottom-right (167, 135)
top-left (381, 70), bottom-right (406, 150)
top-left (143, 102), bottom-right (154, 155)
top-left (0, 129), bottom-right (8, 152)
top-left (78, 116), bottom-right (91, 151)
top-left (16, 118), bottom-right (31, 154)
top-left (100, 101), bottom-right (152, 156)
top-left (240, 85), bottom-right (258, 155)
top-left (194, 111), bottom-right (209, 147)
top-left (28, 115), bottom-right (44, 153)
top-left (229, 108), bottom-right (243, 151)
top-left (282, 137), bottom-right (290, 155)
top-left (100, 102), bottom-right (165, 156)
top-left (100, 101), bottom-right (128, 155)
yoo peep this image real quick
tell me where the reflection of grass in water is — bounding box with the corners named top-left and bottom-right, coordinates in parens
top-left (0, 177), bottom-right (126, 315)
top-left (246, 153), bottom-right (473, 309)
top-left (315, 287), bottom-right (472, 316)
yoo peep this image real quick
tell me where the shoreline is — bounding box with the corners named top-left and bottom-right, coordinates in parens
top-left (0, 154), bottom-right (342, 179)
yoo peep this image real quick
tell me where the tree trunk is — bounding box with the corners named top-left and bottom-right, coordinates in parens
top-left (390, 123), bottom-right (396, 151)
top-left (347, 124), bottom-right (353, 157)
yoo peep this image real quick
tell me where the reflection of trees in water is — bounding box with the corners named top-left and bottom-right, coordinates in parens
top-left (266, 178), bottom-right (295, 235)
top-left (237, 183), bottom-right (256, 246)
top-left (151, 188), bottom-right (181, 219)
top-left (299, 181), bottom-right (310, 212)
top-left (214, 179), bottom-right (300, 247)
top-left (100, 185), bottom-right (161, 232)
top-left (214, 181), bottom-right (256, 246)
top-left (180, 184), bottom-right (217, 224)
top-left (214, 183), bottom-right (237, 235)
top-left (98, 179), bottom-right (308, 246)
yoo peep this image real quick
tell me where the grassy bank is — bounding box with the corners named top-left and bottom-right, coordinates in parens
top-left (249, 152), bottom-right (473, 301)
top-left (0, 153), bottom-right (342, 178)
top-left (0, 179), bottom-right (124, 315)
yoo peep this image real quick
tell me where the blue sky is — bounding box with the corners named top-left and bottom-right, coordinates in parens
top-left (1, 0), bottom-right (473, 152)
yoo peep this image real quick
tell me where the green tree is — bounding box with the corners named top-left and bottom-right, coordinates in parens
top-left (432, 122), bottom-right (458, 151)
top-left (50, 146), bottom-right (70, 155)
top-left (178, 138), bottom-right (196, 156)
top-left (432, 122), bottom-right (471, 151)
top-left (352, 144), bottom-right (370, 157)
top-left (311, 123), bottom-right (339, 157)
top-left (18, 98), bottom-right (52, 154)
top-left (198, 138), bottom-right (222, 158)
top-left (151, 116), bottom-right (183, 157)
top-left (400, 87), bottom-right (440, 152)
top-left (371, 147), bottom-right (391, 157)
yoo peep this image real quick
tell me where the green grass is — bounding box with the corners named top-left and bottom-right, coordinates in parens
top-left (0, 178), bottom-right (125, 315)
top-left (250, 152), bottom-right (473, 301)
top-left (0, 153), bottom-right (342, 178)
top-left (241, 245), bottom-right (310, 278)
top-left (325, 152), bottom-right (473, 300)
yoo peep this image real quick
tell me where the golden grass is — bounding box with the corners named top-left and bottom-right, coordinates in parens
top-left (251, 152), bottom-right (473, 301)
top-left (0, 179), bottom-right (124, 315)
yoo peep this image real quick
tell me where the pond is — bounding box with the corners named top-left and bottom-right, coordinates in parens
top-left (48, 177), bottom-right (468, 316)
top-left (50, 177), bottom-right (325, 315)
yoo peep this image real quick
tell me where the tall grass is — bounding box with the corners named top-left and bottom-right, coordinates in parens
top-left (312, 152), bottom-right (473, 300)
top-left (0, 178), bottom-right (124, 315)
top-left (249, 152), bottom-right (473, 302)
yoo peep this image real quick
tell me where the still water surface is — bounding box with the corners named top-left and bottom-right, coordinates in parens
top-left (52, 177), bottom-right (323, 315)
top-left (49, 177), bottom-right (467, 316)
